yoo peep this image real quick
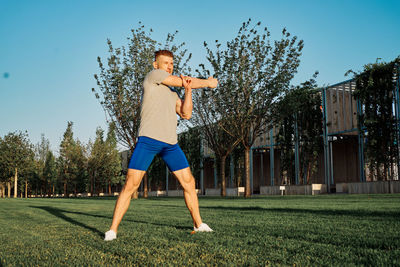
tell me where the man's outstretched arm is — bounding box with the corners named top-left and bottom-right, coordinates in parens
top-left (162, 75), bottom-right (218, 89)
top-left (176, 75), bottom-right (193, 120)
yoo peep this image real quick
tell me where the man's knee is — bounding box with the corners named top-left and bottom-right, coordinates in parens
top-left (183, 175), bottom-right (195, 188)
top-left (123, 169), bottom-right (145, 193)
top-left (174, 168), bottom-right (195, 189)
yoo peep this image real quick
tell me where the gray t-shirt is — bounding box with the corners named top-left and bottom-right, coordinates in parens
top-left (138, 69), bottom-right (180, 144)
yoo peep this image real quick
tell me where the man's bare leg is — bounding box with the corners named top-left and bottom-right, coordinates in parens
top-left (109, 169), bottom-right (146, 233)
top-left (172, 167), bottom-right (202, 228)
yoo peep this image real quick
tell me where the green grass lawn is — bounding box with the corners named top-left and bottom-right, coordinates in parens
top-left (0, 194), bottom-right (399, 266)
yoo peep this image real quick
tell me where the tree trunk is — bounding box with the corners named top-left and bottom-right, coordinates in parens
top-left (25, 180), bottom-right (28, 198)
top-left (236, 164), bottom-right (241, 188)
top-left (390, 161), bottom-right (394, 181)
top-left (64, 182), bottom-right (68, 198)
top-left (14, 168), bottom-right (18, 198)
top-left (143, 173), bottom-right (148, 198)
top-left (7, 181), bottom-right (11, 198)
top-left (383, 163), bottom-right (387, 181)
top-left (244, 146), bottom-right (251, 198)
top-left (52, 185), bottom-right (55, 197)
top-left (48, 182), bottom-right (51, 197)
top-left (220, 155), bottom-right (227, 197)
top-left (377, 164), bottom-right (381, 181)
top-left (91, 171), bottom-right (94, 196)
top-left (1, 183), bottom-right (5, 198)
top-left (108, 180), bottom-right (112, 195)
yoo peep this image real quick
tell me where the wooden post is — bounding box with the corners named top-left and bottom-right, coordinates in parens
top-left (7, 181), bottom-right (11, 198)
top-left (25, 180), bottom-right (28, 198)
top-left (14, 168), bottom-right (18, 198)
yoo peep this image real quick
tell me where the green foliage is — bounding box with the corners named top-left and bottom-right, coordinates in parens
top-left (93, 22), bottom-right (192, 151)
top-left (33, 134), bottom-right (52, 195)
top-left (146, 156), bottom-right (167, 191)
top-left (1, 195), bottom-right (399, 266)
top-left (276, 78), bottom-right (323, 185)
top-left (58, 122), bottom-right (88, 196)
top-left (351, 57), bottom-right (400, 180)
top-left (0, 123), bottom-right (122, 197)
top-left (104, 123), bottom-right (123, 188)
top-left (43, 150), bottom-right (57, 194)
top-left (178, 127), bottom-right (202, 181)
top-left (88, 123), bottom-right (123, 195)
top-left (227, 142), bottom-right (246, 187)
top-left (199, 19), bottom-right (304, 148)
top-left (198, 19), bottom-right (304, 196)
top-left (0, 131), bottom-right (34, 187)
top-left (192, 65), bottom-right (240, 194)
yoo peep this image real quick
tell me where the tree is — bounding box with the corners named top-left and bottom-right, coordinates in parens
top-left (71, 140), bottom-right (87, 195)
top-left (104, 123), bottom-right (124, 194)
top-left (59, 122), bottom-right (75, 197)
top-left (43, 150), bottom-right (57, 196)
top-left (0, 131), bottom-right (34, 198)
top-left (177, 127), bottom-right (203, 188)
top-left (21, 152), bottom-right (35, 198)
top-left (34, 134), bottom-right (51, 195)
top-left (276, 77), bottom-right (322, 185)
top-left (200, 19), bottom-right (304, 197)
top-left (0, 136), bottom-right (7, 197)
top-left (88, 123), bottom-right (123, 195)
top-left (87, 127), bottom-right (105, 195)
top-left (93, 22), bottom-right (191, 197)
top-left (58, 122), bottom-right (87, 197)
top-left (192, 87), bottom-right (240, 196)
top-left (350, 57), bottom-right (400, 180)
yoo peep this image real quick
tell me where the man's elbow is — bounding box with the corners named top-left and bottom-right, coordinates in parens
top-left (181, 113), bottom-right (192, 120)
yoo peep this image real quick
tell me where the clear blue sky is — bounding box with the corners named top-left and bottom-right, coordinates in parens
top-left (1, 0), bottom-right (399, 152)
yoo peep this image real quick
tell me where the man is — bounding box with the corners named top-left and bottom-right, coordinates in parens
top-left (104, 50), bottom-right (218, 241)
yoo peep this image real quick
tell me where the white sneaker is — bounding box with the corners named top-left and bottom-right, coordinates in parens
top-left (194, 223), bottom-right (213, 232)
top-left (104, 230), bottom-right (117, 241)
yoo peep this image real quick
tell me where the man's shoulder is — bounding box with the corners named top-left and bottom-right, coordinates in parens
top-left (145, 69), bottom-right (170, 81)
top-left (147, 68), bottom-right (167, 75)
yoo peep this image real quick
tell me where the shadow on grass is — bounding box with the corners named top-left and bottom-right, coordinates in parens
top-left (31, 206), bottom-right (104, 238)
top-left (199, 206), bottom-right (400, 219)
top-left (30, 206), bottom-right (191, 233)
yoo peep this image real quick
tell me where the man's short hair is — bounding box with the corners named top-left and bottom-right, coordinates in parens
top-left (155, 50), bottom-right (174, 61)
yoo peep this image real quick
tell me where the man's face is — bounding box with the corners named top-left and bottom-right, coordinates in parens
top-left (153, 55), bottom-right (174, 74)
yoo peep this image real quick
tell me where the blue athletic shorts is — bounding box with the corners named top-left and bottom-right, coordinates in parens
top-left (128, 136), bottom-right (189, 172)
